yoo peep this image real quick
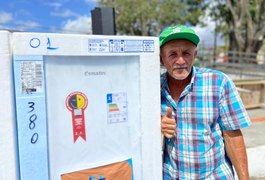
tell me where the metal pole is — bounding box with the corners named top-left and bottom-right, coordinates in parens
top-left (213, 18), bottom-right (217, 67)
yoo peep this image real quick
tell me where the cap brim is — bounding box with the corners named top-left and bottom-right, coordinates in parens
top-left (160, 32), bottom-right (200, 47)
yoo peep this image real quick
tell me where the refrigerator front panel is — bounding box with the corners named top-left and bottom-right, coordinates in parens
top-left (45, 56), bottom-right (141, 179)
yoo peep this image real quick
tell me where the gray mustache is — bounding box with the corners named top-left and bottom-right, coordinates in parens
top-left (173, 65), bottom-right (187, 69)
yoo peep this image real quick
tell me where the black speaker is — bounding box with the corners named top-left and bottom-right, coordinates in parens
top-left (91, 7), bottom-right (116, 35)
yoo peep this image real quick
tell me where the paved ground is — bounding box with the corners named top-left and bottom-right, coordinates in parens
top-left (247, 108), bottom-right (265, 120)
top-left (242, 107), bottom-right (265, 179)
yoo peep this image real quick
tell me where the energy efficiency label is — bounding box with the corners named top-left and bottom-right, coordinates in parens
top-left (107, 92), bottom-right (127, 124)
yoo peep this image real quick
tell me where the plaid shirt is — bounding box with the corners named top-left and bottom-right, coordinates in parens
top-left (161, 66), bottom-right (251, 180)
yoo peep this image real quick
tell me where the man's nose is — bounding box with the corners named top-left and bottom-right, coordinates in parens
top-left (175, 56), bottom-right (185, 64)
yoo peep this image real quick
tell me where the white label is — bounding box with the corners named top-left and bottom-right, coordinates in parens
top-left (21, 61), bottom-right (43, 94)
top-left (88, 39), bottom-right (154, 53)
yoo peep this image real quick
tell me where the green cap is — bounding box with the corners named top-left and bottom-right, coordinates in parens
top-left (159, 25), bottom-right (200, 47)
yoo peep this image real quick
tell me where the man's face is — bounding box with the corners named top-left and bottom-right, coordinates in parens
top-left (160, 39), bottom-right (197, 80)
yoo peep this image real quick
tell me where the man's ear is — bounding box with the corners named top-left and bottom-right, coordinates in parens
top-left (160, 55), bottom-right (164, 65)
top-left (194, 49), bottom-right (198, 58)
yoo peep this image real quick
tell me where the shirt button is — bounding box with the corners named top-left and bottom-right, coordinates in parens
top-left (204, 131), bottom-right (209, 135)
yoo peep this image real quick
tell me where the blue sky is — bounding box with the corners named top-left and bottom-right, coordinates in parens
top-left (0, 0), bottom-right (223, 46)
top-left (0, 0), bottom-right (97, 33)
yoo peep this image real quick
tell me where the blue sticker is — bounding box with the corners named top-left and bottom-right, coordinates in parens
top-left (107, 94), bottom-right (112, 103)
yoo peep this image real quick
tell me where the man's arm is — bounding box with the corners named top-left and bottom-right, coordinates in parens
top-left (223, 129), bottom-right (249, 180)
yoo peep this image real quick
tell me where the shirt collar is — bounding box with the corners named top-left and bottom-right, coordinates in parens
top-left (161, 72), bottom-right (168, 91)
top-left (189, 66), bottom-right (196, 92)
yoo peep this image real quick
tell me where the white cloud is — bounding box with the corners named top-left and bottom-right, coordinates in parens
top-left (49, 26), bottom-right (59, 33)
top-left (45, 2), bottom-right (63, 10)
top-left (193, 16), bottom-right (224, 47)
top-left (0, 11), bottom-right (13, 24)
top-left (15, 20), bottom-right (41, 31)
top-left (84, 0), bottom-right (98, 4)
top-left (15, 9), bottom-right (31, 17)
top-left (61, 15), bottom-right (92, 34)
top-left (51, 9), bottom-right (79, 17)
top-left (190, 6), bottom-right (225, 47)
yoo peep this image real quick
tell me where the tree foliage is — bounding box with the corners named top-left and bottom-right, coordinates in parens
top-left (97, 0), bottom-right (207, 36)
top-left (96, 0), bottom-right (265, 54)
top-left (211, 0), bottom-right (265, 53)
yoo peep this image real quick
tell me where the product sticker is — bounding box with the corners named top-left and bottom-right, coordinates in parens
top-left (21, 61), bottom-right (43, 94)
top-left (107, 92), bottom-right (127, 124)
top-left (88, 39), bottom-right (154, 53)
top-left (66, 92), bottom-right (88, 142)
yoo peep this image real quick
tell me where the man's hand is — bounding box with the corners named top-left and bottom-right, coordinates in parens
top-left (161, 107), bottom-right (176, 138)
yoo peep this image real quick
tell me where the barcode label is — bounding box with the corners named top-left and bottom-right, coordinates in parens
top-left (21, 61), bottom-right (43, 94)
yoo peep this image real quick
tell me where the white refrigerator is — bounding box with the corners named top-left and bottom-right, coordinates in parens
top-left (12, 32), bottom-right (161, 180)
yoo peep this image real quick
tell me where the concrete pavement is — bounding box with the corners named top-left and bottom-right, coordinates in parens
top-left (241, 108), bottom-right (265, 179)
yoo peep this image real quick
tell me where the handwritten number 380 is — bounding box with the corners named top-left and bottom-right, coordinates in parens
top-left (28, 102), bottom-right (39, 144)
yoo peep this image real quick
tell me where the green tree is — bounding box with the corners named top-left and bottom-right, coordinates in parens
top-left (211, 0), bottom-right (265, 53)
top-left (97, 0), bottom-right (207, 36)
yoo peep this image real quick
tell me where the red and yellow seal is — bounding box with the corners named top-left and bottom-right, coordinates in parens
top-left (66, 92), bottom-right (88, 142)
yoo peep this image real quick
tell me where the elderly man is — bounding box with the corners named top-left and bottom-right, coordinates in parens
top-left (160, 25), bottom-right (251, 179)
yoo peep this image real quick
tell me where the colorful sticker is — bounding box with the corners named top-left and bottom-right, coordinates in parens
top-left (66, 92), bottom-right (88, 142)
top-left (107, 92), bottom-right (127, 124)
